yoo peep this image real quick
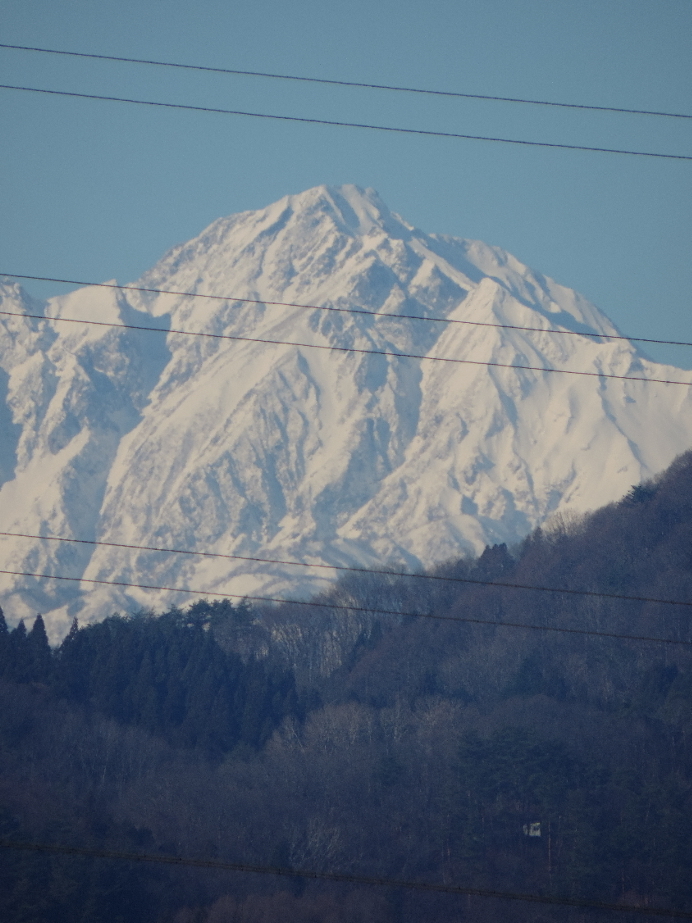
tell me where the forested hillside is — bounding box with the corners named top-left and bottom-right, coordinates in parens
top-left (1, 450), bottom-right (692, 922)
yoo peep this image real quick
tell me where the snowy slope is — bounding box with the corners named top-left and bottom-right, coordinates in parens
top-left (1, 185), bottom-right (690, 635)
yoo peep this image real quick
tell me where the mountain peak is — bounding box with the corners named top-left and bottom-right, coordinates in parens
top-left (283, 184), bottom-right (413, 238)
top-left (223, 183), bottom-right (415, 247)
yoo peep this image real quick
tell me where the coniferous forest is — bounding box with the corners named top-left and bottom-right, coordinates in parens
top-left (1, 451), bottom-right (692, 922)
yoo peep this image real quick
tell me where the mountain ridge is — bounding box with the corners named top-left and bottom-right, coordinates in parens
top-left (1, 184), bottom-right (690, 635)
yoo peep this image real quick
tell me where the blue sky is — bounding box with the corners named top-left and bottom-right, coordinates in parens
top-left (1, 0), bottom-right (691, 367)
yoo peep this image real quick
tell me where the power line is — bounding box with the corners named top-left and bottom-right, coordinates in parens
top-left (1, 83), bottom-right (691, 162)
top-left (3, 529), bottom-right (692, 610)
top-left (1, 307), bottom-right (690, 387)
top-left (0, 840), bottom-right (689, 918)
top-left (2, 568), bottom-right (690, 646)
top-left (4, 272), bottom-right (692, 351)
top-left (2, 42), bottom-right (691, 122)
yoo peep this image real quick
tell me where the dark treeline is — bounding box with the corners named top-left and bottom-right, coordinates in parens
top-left (1, 450), bottom-right (692, 922)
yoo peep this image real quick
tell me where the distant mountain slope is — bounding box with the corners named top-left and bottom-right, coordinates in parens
top-left (1, 184), bottom-right (691, 634)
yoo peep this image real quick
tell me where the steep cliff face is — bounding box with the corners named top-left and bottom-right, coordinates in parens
top-left (1, 184), bottom-right (690, 633)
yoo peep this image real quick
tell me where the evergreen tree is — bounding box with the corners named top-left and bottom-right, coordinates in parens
top-left (0, 606), bottom-right (10, 678)
top-left (9, 619), bottom-right (31, 682)
top-left (27, 614), bottom-right (52, 682)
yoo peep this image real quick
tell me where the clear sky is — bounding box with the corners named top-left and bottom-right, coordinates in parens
top-left (1, 0), bottom-right (691, 367)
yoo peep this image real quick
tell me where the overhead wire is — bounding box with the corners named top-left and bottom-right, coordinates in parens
top-left (3, 530), bottom-right (692, 610)
top-left (0, 306), bottom-right (690, 386)
top-left (1, 42), bottom-right (691, 121)
top-left (2, 567), bottom-right (689, 646)
top-left (0, 840), bottom-right (689, 918)
top-left (1, 83), bottom-right (690, 161)
top-left (3, 272), bottom-right (692, 350)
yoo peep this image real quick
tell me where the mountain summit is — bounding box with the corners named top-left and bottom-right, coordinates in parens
top-left (1, 185), bottom-right (691, 633)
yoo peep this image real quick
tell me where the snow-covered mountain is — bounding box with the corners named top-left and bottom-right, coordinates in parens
top-left (1, 184), bottom-right (691, 636)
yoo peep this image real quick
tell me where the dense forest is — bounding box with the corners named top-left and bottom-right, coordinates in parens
top-left (1, 450), bottom-right (692, 922)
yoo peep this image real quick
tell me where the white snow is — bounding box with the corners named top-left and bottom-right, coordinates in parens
top-left (1, 184), bottom-right (690, 637)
